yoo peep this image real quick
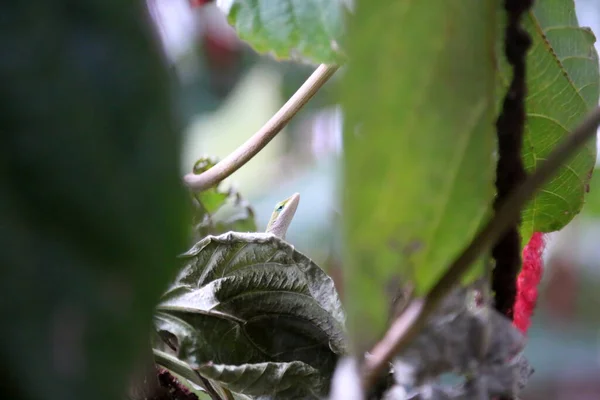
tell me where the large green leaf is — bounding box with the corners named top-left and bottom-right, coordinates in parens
top-left (155, 232), bottom-right (346, 398)
top-left (0, 2), bottom-right (188, 400)
top-left (495, 1), bottom-right (599, 243)
top-left (219, 0), bottom-right (346, 64)
top-left (197, 361), bottom-right (325, 400)
top-left (342, 0), bottom-right (497, 348)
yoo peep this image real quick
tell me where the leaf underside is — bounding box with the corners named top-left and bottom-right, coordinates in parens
top-left (222, 0), bottom-right (346, 64)
top-left (342, 0), bottom-right (498, 348)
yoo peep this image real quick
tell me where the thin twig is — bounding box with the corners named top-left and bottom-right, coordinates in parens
top-left (183, 64), bottom-right (340, 191)
top-left (362, 105), bottom-right (600, 390)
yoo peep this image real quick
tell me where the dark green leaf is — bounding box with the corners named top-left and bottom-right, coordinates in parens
top-left (0, 2), bottom-right (188, 400)
top-left (342, 0), bottom-right (497, 348)
top-left (197, 361), bottom-right (325, 400)
top-left (155, 232), bottom-right (346, 397)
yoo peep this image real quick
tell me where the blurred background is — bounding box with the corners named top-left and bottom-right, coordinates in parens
top-left (147, 0), bottom-right (600, 398)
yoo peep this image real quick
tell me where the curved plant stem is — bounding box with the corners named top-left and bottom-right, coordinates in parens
top-left (183, 64), bottom-right (340, 191)
top-left (362, 106), bottom-right (600, 390)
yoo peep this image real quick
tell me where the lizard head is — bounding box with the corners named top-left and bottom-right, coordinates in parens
top-left (266, 192), bottom-right (300, 239)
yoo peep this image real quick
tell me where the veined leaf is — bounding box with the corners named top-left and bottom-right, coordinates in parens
top-left (197, 361), bottom-right (325, 400)
top-left (218, 0), bottom-right (346, 64)
top-left (495, 1), bottom-right (599, 243)
top-left (155, 232), bottom-right (346, 397)
top-left (342, 0), bottom-right (498, 348)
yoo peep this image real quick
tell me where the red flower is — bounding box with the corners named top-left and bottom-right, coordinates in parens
top-left (513, 232), bottom-right (545, 333)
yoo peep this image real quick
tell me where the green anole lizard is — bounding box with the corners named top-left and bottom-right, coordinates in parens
top-left (265, 193), bottom-right (300, 240)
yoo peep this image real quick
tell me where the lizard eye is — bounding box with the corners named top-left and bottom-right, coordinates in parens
top-left (276, 205), bottom-right (284, 211)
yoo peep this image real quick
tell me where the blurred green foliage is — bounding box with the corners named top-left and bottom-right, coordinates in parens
top-left (0, 2), bottom-right (188, 400)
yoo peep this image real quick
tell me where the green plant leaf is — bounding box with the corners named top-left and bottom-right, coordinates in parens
top-left (220, 0), bottom-right (346, 64)
top-left (195, 189), bottom-right (229, 216)
top-left (199, 192), bottom-right (257, 236)
top-left (0, 2), bottom-right (188, 400)
top-left (191, 157), bottom-right (229, 216)
top-left (495, 1), bottom-right (599, 243)
top-left (190, 157), bottom-right (257, 241)
top-left (342, 0), bottom-right (498, 348)
top-left (197, 361), bottom-right (325, 400)
top-left (155, 232), bottom-right (346, 397)
top-left (581, 168), bottom-right (600, 217)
